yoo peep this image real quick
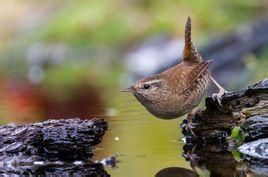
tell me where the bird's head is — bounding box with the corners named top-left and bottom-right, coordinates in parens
top-left (122, 75), bottom-right (167, 103)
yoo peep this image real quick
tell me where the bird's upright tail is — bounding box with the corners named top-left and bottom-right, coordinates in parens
top-left (183, 17), bottom-right (203, 63)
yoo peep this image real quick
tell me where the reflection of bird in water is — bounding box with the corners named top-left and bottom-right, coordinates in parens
top-left (155, 167), bottom-right (198, 177)
top-left (123, 17), bottom-right (227, 133)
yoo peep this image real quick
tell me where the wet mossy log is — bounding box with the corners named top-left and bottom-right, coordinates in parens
top-left (0, 118), bottom-right (108, 162)
top-left (181, 78), bottom-right (268, 144)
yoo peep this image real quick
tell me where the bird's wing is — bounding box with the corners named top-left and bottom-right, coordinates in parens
top-left (164, 60), bottom-right (212, 93)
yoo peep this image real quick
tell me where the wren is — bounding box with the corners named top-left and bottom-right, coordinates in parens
top-left (122, 17), bottom-right (226, 125)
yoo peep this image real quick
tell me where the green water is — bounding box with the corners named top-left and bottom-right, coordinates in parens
top-left (94, 93), bottom-right (194, 177)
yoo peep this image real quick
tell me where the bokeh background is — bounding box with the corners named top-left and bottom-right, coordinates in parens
top-left (0, 0), bottom-right (267, 176)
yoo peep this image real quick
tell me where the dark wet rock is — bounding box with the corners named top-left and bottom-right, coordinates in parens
top-left (0, 118), bottom-right (108, 162)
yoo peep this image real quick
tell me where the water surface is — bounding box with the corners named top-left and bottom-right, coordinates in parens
top-left (95, 92), bottom-right (192, 176)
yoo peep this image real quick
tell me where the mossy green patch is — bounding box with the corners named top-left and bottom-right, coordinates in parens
top-left (230, 126), bottom-right (245, 143)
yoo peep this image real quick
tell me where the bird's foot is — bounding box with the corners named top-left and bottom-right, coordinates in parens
top-left (185, 122), bottom-right (196, 136)
top-left (183, 145), bottom-right (198, 172)
top-left (212, 88), bottom-right (228, 106)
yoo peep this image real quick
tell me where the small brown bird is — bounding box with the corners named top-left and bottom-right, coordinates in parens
top-left (122, 17), bottom-right (226, 129)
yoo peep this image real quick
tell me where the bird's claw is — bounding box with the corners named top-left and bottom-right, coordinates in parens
top-left (186, 152), bottom-right (198, 162)
top-left (212, 90), bottom-right (228, 106)
top-left (212, 93), bottom-right (223, 106)
top-left (185, 122), bottom-right (196, 136)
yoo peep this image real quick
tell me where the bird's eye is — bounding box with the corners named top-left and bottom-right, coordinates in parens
top-left (143, 84), bottom-right (150, 90)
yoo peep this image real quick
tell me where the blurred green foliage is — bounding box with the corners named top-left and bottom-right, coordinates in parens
top-left (37, 0), bottom-right (257, 46)
top-left (0, 0), bottom-right (266, 86)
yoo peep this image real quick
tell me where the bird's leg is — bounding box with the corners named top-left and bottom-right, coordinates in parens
top-left (210, 76), bottom-right (227, 106)
top-left (185, 108), bottom-right (200, 136)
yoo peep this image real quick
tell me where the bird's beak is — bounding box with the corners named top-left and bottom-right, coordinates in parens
top-left (121, 86), bottom-right (135, 92)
